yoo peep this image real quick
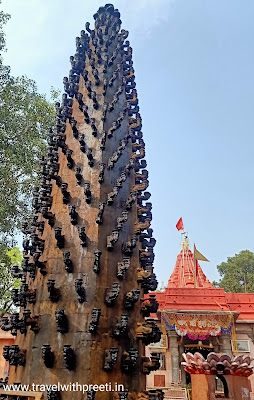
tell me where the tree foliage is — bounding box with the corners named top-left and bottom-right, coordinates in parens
top-left (0, 2), bottom-right (57, 236)
top-left (0, 1), bottom-right (10, 85)
top-left (0, 76), bottom-right (56, 235)
top-left (156, 282), bottom-right (167, 292)
top-left (0, 2), bottom-right (59, 313)
top-left (0, 244), bottom-right (22, 315)
top-left (214, 250), bottom-right (254, 293)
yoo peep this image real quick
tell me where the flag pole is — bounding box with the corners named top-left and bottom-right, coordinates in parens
top-left (194, 243), bottom-right (196, 288)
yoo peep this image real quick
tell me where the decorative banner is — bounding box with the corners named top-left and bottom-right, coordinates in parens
top-left (162, 312), bottom-right (233, 340)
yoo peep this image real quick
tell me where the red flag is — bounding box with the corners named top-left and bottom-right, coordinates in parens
top-left (176, 218), bottom-right (184, 231)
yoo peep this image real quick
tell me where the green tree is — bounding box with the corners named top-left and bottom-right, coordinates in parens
top-left (0, 2), bottom-right (59, 312)
top-left (157, 281), bottom-right (167, 292)
top-left (214, 250), bottom-right (254, 293)
top-left (0, 245), bottom-right (22, 315)
top-left (0, 76), bottom-right (56, 235)
top-left (0, 2), bottom-right (57, 236)
top-left (0, 2), bottom-right (10, 85)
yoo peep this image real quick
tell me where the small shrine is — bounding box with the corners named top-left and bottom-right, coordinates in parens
top-left (182, 352), bottom-right (253, 399)
top-left (145, 235), bottom-right (254, 394)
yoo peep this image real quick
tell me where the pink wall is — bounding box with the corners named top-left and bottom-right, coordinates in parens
top-left (145, 344), bottom-right (172, 389)
top-left (234, 330), bottom-right (254, 391)
top-left (0, 331), bottom-right (15, 379)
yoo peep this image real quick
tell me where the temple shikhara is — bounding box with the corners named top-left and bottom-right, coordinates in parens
top-left (146, 235), bottom-right (254, 398)
top-left (0, 4), bottom-right (253, 400)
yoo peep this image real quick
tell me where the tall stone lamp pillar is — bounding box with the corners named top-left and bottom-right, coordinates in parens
top-left (3, 4), bottom-right (163, 400)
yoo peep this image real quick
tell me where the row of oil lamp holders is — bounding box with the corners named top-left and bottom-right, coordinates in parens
top-left (21, 13), bottom-right (139, 245)
top-left (22, 40), bottom-right (157, 319)
top-left (94, 19), bottom-right (161, 383)
top-left (21, 109), bottom-right (147, 281)
top-left (46, 389), bottom-right (163, 400)
top-left (46, 390), bottom-right (163, 400)
top-left (1, 288), bottom-right (159, 369)
top-left (18, 57), bottom-right (157, 323)
top-left (21, 40), bottom-right (137, 248)
top-left (9, 274), bottom-right (87, 307)
top-left (21, 20), bottom-right (130, 238)
top-left (63, 9), bottom-right (128, 100)
top-left (2, 343), bottom-right (159, 376)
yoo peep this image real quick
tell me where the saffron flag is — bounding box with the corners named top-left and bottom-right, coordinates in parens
top-left (194, 247), bottom-right (209, 262)
top-left (176, 218), bottom-right (184, 231)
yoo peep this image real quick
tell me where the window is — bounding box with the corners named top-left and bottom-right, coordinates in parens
top-left (148, 334), bottom-right (168, 350)
top-left (159, 353), bottom-right (166, 370)
top-left (154, 375), bottom-right (165, 387)
top-left (231, 340), bottom-right (250, 353)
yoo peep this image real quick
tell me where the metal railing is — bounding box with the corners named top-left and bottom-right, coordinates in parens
top-left (164, 387), bottom-right (188, 399)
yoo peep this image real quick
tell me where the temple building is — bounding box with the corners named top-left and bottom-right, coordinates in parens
top-left (146, 236), bottom-right (254, 392)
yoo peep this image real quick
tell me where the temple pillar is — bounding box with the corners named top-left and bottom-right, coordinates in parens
top-left (168, 330), bottom-right (180, 383)
top-left (213, 337), bottom-right (219, 353)
top-left (179, 343), bottom-right (186, 386)
top-left (213, 343), bottom-right (219, 353)
top-left (220, 333), bottom-right (232, 356)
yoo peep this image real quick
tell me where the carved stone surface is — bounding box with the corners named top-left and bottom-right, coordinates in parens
top-left (124, 289), bottom-right (140, 309)
top-left (104, 348), bottom-right (119, 371)
top-left (75, 279), bottom-right (86, 303)
top-left (63, 345), bottom-right (76, 370)
top-left (141, 353), bottom-right (160, 375)
top-left (68, 205), bottom-right (78, 225)
top-left (105, 282), bottom-right (120, 306)
top-left (3, 345), bottom-right (26, 366)
top-left (136, 320), bottom-right (161, 345)
top-left (122, 348), bottom-right (138, 372)
top-left (55, 309), bottom-right (68, 334)
top-left (107, 229), bottom-right (119, 250)
top-left (54, 227), bottom-right (65, 249)
top-left (42, 345), bottom-right (54, 368)
top-left (78, 226), bottom-right (87, 247)
top-left (88, 308), bottom-right (101, 334)
top-left (93, 249), bottom-right (102, 273)
top-left (96, 202), bottom-right (105, 224)
top-left (23, 310), bottom-right (40, 333)
top-left (117, 257), bottom-right (130, 279)
top-left (47, 390), bottom-right (59, 400)
top-left (113, 314), bottom-right (128, 337)
top-left (140, 295), bottom-right (159, 317)
top-left (47, 279), bottom-right (60, 302)
top-left (63, 251), bottom-right (73, 273)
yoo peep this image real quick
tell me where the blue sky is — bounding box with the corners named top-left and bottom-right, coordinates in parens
top-left (2, 0), bottom-right (254, 286)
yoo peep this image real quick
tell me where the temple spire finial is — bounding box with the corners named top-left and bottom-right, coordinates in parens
top-left (181, 235), bottom-right (189, 249)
